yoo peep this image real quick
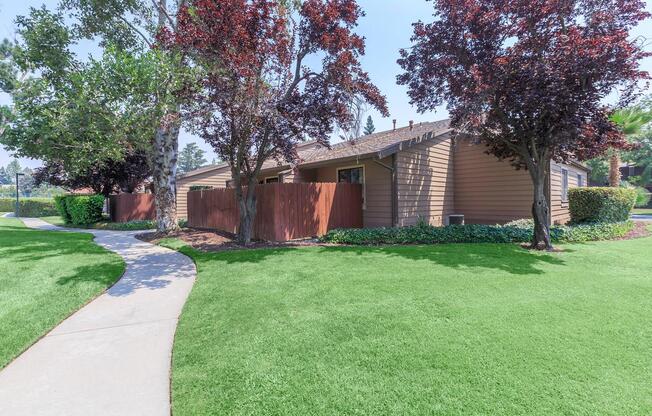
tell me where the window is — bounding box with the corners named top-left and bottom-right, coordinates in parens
top-left (561, 169), bottom-right (569, 202)
top-left (337, 167), bottom-right (364, 184)
top-left (577, 173), bottom-right (584, 187)
top-left (264, 176), bottom-right (279, 184)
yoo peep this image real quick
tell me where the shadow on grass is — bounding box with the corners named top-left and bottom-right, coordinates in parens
top-left (186, 242), bottom-right (566, 276)
top-left (56, 263), bottom-right (124, 287)
top-left (0, 229), bottom-right (101, 263)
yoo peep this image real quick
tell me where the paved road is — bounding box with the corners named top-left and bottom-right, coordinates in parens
top-left (632, 214), bottom-right (652, 222)
top-left (0, 218), bottom-right (196, 416)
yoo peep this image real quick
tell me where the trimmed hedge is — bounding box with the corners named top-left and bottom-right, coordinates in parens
top-left (569, 187), bottom-right (636, 223)
top-left (55, 195), bottom-right (105, 225)
top-left (320, 220), bottom-right (634, 245)
top-left (0, 197), bottom-right (58, 217)
top-left (54, 195), bottom-right (72, 223)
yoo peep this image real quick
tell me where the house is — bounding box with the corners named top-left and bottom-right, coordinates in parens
top-left (176, 119), bottom-right (589, 228)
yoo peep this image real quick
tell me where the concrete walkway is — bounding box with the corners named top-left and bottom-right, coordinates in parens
top-left (0, 218), bottom-right (196, 415)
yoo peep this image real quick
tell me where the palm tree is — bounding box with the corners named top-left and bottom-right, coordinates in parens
top-left (609, 105), bottom-right (652, 186)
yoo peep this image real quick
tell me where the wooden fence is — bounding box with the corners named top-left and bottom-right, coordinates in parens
top-left (187, 183), bottom-right (363, 241)
top-left (109, 193), bottom-right (156, 223)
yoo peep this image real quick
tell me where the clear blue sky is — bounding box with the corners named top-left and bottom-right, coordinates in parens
top-left (1, 0), bottom-right (651, 169)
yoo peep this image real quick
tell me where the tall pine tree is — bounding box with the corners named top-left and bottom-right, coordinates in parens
top-left (363, 116), bottom-right (375, 135)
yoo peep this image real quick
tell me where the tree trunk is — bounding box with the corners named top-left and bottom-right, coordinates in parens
top-left (153, 116), bottom-right (180, 233)
top-left (237, 178), bottom-right (257, 244)
top-left (530, 169), bottom-right (552, 250)
top-left (609, 151), bottom-right (621, 187)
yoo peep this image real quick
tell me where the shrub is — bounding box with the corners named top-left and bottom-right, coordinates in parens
top-left (320, 221), bottom-right (634, 245)
top-left (0, 197), bottom-right (58, 217)
top-left (634, 187), bottom-right (651, 208)
top-left (61, 195), bottom-right (105, 225)
top-left (569, 187), bottom-right (636, 223)
top-left (189, 185), bottom-right (213, 191)
top-left (54, 195), bottom-right (72, 223)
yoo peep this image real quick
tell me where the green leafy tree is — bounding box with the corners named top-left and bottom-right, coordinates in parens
top-left (609, 104), bottom-right (652, 186)
top-left (5, 159), bottom-right (21, 182)
top-left (0, 166), bottom-right (10, 184)
top-left (178, 143), bottom-right (207, 174)
top-left (585, 158), bottom-right (610, 185)
top-left (363, 115), bottom-right (375, 135)
top-left (60, 0), bottom-right (195, 233)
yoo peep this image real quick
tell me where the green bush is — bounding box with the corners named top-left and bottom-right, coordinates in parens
top-left (54, 195), bottom-right (72, 223)
top-left (189, 185), bottom-right (213, 191)
top-left (634, 187), bottom-right (651, 208)
top-left (320, 221), bottom-right (634, 245)
top-left (0, 197), bottom-right (58, 216)
top-left (569, 187), bottom-right (636, 223)
top-left (56, 195), bottom-right (105, 225)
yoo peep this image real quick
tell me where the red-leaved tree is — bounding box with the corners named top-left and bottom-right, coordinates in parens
top-left (163, 0), bottom-right (388, 243)
top-left (398, 0), bottom-right (650, 249)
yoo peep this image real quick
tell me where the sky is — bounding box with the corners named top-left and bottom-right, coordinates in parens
top-left (0, 0), bottom-right (651, 169)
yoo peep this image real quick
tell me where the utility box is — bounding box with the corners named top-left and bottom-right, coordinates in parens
top-left (448, 214), bottom-right (465, 225)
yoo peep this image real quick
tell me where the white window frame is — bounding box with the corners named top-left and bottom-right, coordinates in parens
top-left (336, 164), bottom-right (366, 209)
top-left (577, 173), bottom-right (584, 187)
top-left (561, 168), bottom-right (569, 202)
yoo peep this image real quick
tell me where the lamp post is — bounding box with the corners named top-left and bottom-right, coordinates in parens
top-left (15, 172), bottom-right (25, 217)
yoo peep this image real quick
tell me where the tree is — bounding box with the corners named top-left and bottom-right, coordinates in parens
top-left (178, 142), bottom-right (207, 173)
top-left (34, 150), bottom-right (151, 196)
top-left (0, 166), bottom-right (10, 184)
top-left (166, 0), bottom-right (388, 243)
top-left (0, 9), bottom-right (155, 191)
top-left (608, 104), bottom-right (652, 186)
top-left (398, 0), bottom-right (649, 249)
top-left (5, 159), bottom-right (21, 182)
top-left (363, 115), bottom-right (375, 135)
top-left (54, 0), bottom-right (192, 232)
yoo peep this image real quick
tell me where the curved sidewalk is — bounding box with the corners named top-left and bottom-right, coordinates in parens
top-left (0, 218), bottom-right (196, 415)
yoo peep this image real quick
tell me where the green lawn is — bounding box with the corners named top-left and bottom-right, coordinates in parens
top-left (633, 208), bottom-right (652, 215)
top-left (161, 236), bottom-right (652, 415)
top-left (0, 217), bottom-right (124, 368)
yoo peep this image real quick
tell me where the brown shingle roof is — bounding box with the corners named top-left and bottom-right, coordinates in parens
top-left (178, 119), bottom-right (452, 179)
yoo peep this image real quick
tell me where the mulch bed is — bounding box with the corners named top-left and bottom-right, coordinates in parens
top-left (617, 221), bottom-right (651, 240)
top-left (136, 228), bottom-right (325, 252)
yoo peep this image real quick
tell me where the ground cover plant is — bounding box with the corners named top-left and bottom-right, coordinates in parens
top-left (41, 216), bottom-right (187, 231)
top-left (320, 221), bottom-right (634, 245)
top-left (0, 217), bottom-right (124, 368)
top-left (160, 234), bottom-right (652, 415)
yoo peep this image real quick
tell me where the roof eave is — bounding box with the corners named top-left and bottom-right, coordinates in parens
top-left (376, 129), bottom-right (453, 160)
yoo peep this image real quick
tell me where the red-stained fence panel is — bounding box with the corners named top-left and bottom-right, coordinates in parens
top-left (109, 193), bottom-right (156, 223)
top-left (187, 183), bottom-right (363, 241)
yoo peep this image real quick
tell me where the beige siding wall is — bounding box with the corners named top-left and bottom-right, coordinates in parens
top-left (453, 139), bottom-right (533, 224)
top-left (395, 135), bottom-right (455, 226)
top-left (176, 167), bottom-right (232, 218)
top-left (314, 157), bottom-right (392, 228)
top-left (550, 162), bottom-right (587, 225)
top-left (281, 168), bottom-right (317, 183)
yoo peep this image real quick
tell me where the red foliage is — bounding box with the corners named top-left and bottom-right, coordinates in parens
top-left (397, 0), bottom-right (650, 167)
top-left (161, 0), bottom-right (387, 171)
top-left (159, 0), bottom-right (387, 242)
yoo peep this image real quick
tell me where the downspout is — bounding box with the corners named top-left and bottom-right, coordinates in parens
top-left (373, 155), bottom-right (398, 227)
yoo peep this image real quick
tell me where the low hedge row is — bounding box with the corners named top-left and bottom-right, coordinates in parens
top-left (0, 197), bottom-right (58, 216)
top-left (55, 195), bottom-right (105, 225)
top-left (569, 187), bottom-right (636, 223)
top-left (320, 221), bottom-right (634, 245)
